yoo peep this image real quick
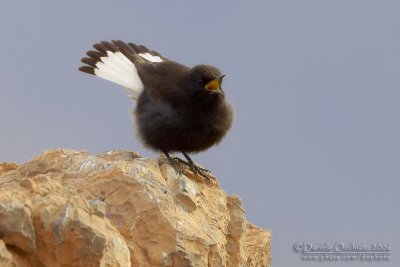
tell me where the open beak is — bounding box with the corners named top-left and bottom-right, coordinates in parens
top-left (205, 74), bottom-right (225, 94)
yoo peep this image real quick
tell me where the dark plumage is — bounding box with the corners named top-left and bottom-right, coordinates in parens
top-left (79, 40), bottom-right (233, 179)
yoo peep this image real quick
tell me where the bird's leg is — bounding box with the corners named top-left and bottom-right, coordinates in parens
top-left (163, 151), bottom-right (182, 175)
top-left (181, 152), bottom-right (211, 182)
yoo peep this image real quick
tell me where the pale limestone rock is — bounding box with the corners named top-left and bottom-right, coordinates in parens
top-left (0, 239), bottom-right (14, 267)
top-left (0, 149), bottom-right (271, 266)
top-left (0, 200), bottom-right (36, 253)
top-left (0, 162), bottom-right (18, 175)
top-left (245, 223), bottom-right (271, 266)
top-left (226, 195), bottom-right (247, 266)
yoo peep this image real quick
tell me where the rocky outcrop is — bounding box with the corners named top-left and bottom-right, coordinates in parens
top-left (0, 149), bottom-right (271, 267)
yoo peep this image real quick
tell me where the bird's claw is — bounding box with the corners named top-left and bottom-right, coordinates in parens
top-left (174, 166), bottom-right (183, 175)
top-left (173, 157), bottom-right (211, 182)
top-left (164, 152), bottom-right (183, 176)
top-left (173, 157), bottom-right (210, 173)
top-left (192, 165), bottom-right (211, 182)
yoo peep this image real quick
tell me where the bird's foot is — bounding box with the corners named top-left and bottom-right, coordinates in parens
top-left (191, 164), bottom-right (211, 183)
top-left (164, 152), bottom-right (183, 175)
top-left (172, 157), bottom-right (210, 173)
top-left (170, 161), bottom-right (183, 176)
top-left (173, 157), bottom-right (211, 182)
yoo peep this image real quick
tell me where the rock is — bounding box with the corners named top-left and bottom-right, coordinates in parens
top-left (0, 201), bottom-right (36, 253)
top-left (0, 162), bottom-right (18, 175)
top-left (0, 149), bottom-right (271, 266)
top-left (0, 239), bottom-right (14, 267)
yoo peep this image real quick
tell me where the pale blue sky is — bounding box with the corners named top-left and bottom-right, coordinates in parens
top-left (1, 1), bottom-right (399, 266)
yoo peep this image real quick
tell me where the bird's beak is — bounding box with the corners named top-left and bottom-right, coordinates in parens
top-left (205, 74), bottom-right (225, 94)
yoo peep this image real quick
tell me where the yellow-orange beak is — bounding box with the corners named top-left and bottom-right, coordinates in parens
top-left (205, 74), bottom-right (225, 94)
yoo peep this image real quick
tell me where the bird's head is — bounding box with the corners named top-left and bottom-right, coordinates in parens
top-left (188, 65), bottom-right (225, 95)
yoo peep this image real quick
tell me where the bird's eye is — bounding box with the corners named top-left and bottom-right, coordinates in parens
top-left (196, 80), bottom-right (203, 85)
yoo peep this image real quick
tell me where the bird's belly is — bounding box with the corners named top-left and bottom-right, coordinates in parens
top-left (173, 117), bottom-right (226, 152)
top-left (135, 104), bottom-right (231, 153)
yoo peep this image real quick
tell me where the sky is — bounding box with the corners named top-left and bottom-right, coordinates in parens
top-left (1, 1), bottom-right (399, 266)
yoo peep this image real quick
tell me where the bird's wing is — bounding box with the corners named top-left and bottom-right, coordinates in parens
top-left (135, 61), bottom-right (190, 105)
top-left (79, 40), bottom-right (167, 100)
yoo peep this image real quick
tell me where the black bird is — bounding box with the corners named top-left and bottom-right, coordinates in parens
top-left (79, 40), bottom-right (233, 179)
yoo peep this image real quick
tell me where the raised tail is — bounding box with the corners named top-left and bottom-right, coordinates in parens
top-left (79, 40), bottom-right (165, 99)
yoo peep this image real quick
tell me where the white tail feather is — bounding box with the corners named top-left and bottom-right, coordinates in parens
top-left (81, 41), bottom-right (165, 100)
top-left (139, 53), bottom-right (163, 63)
top-left (94, 51), bottom-right (144, 99)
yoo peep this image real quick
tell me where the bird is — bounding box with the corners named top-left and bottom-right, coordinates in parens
top-left (79, 40), bottom-right (233, 180)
